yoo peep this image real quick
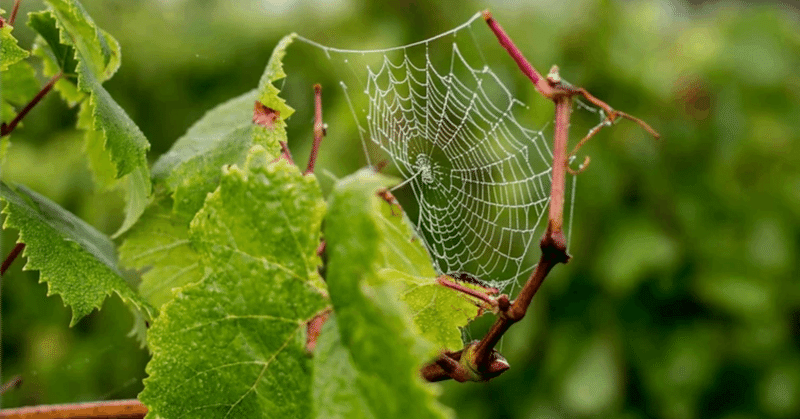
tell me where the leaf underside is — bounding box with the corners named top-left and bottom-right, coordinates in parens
top-left (28, 0), bottom-right (151, 236)
top-left (0, 183), bottom-right (156, 325)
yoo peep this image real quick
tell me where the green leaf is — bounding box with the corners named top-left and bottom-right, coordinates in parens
top-left (379, 268), bottom-right (478, 351)
top-left (0, 23), bottom-right (36, 139)
top-left (43, 0), bottom-right (120, 81)
top-left (1, 61), bottom-right (39, 137)
top-left (151, 34), bottom-right (295, 218)
top-left (140, 146), bottom-right (329, 418)
top-left (29, 1), bottom-right (151, 236)
top-left (323, 169), bottom-right (452, 419)
top-left (28, 11), bottom-right (83, 104)
top-left (118, 198), bottom-right (202, 309)
top-left (312, 315), bottom-right (376, 419)
top-left (352, 173), bottom-right (480, 350)
top-left (1, 60), bottom-right (39, 106)
top-left (0, 24), bottom-right (29, 71)
top-left (151, 91), bottom-right (260, 218)
top-left (0, 182), bottom-right (156, 325)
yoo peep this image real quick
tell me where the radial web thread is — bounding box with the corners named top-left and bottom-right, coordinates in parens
top-left (298, 13), bottom-right (586, 293)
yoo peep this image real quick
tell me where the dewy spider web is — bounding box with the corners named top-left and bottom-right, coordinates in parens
top-left (297, 13), bottom-right (588, 294)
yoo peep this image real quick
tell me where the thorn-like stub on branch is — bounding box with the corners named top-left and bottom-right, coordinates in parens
top-left (496, 294), bottom-right (511, 316)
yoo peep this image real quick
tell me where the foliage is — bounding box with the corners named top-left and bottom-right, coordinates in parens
top-left (2, 1), bottom-right (799, 419)
top-left (2, 3), bottom-right (474, 415)
top-left (0, 183), bottom-right (155, 324)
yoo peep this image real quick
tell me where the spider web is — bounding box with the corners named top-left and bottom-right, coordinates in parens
top-left (297, 13), bottom-right (593, 294)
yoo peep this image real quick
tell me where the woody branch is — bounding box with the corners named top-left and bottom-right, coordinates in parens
top-left (422, 10), bottom-right (658, 382)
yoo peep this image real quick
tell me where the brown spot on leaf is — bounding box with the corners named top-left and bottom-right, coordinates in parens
top-left (305, 309), bottom-right (332, 353)
top-left (253, 101), bottom-right (280, 129)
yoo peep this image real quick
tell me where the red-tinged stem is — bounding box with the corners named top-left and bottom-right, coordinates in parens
top-left (305, 84), bottom-right (325, 175)
top-left (0, 375), bottom-right (22, 395)
top-left (573, 87), bottom-right (660, 140)
top-left (278, 141), bottom-right (295, 166)
top-left (483, 10), bottom-right (554, 99)
top-left (0, 399), bottom-right (147, 419)
top-left (1, 243), bottom-right (25, 276)
top-left (9, 0), bottom-right (21, 26)
top-left (1, 72), bottom-right (62, 137)
top-left (548, 96), bottom-right (572, 233)
top-left (469, 81), bottom-right (575, 374)
top-left (437, 276), bottom-right (496, 308)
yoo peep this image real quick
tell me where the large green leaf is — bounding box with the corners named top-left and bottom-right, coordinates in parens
top-left (117, 198), bottom-right (202, 309)
top-left (0, 183), bottom-right (156, 325)
top-left (140, 146), bottom-right (328, 418)
top-left (323, 169), bottom-right (453, 419)
top-left (29, 1), bottom-right (150, 236)
top-left (151, 34), bottom-right (294, 218)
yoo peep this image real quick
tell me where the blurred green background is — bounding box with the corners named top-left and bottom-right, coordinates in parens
top-left (2, 0), bottom-right (799, 417)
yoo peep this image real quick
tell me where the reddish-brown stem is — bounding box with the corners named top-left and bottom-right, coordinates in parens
top-left (9, 0), bottom-right (21, 26)
top-left (1, 243), bottom-right (25, 276)
top-left (0, 375), bottom-right (22, 395)
top-left (567, 155), bottom-right (591, 176)
top-left (573, 87), bottom-right (660, 140)
top-left (472, 230), bottom-right (567, 368)
top-left (1, 72), bottom-right (62, 137)
top-left (0, 399), bottom-right (147, 419)
top-left (483, 10), bottom-right (554, 99)
top-left (548, 96), bottom-right (572, 233)
top-left (568, 120), bottom-right (607, 162)
top-left (437, 276), bottom-right (496, 307)
top-left (278, 141), bottom-right (295, 166)
top-left (421, 350), bottom-right (463, 382)
top-left (304, 84), bottom-right (325, 175)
